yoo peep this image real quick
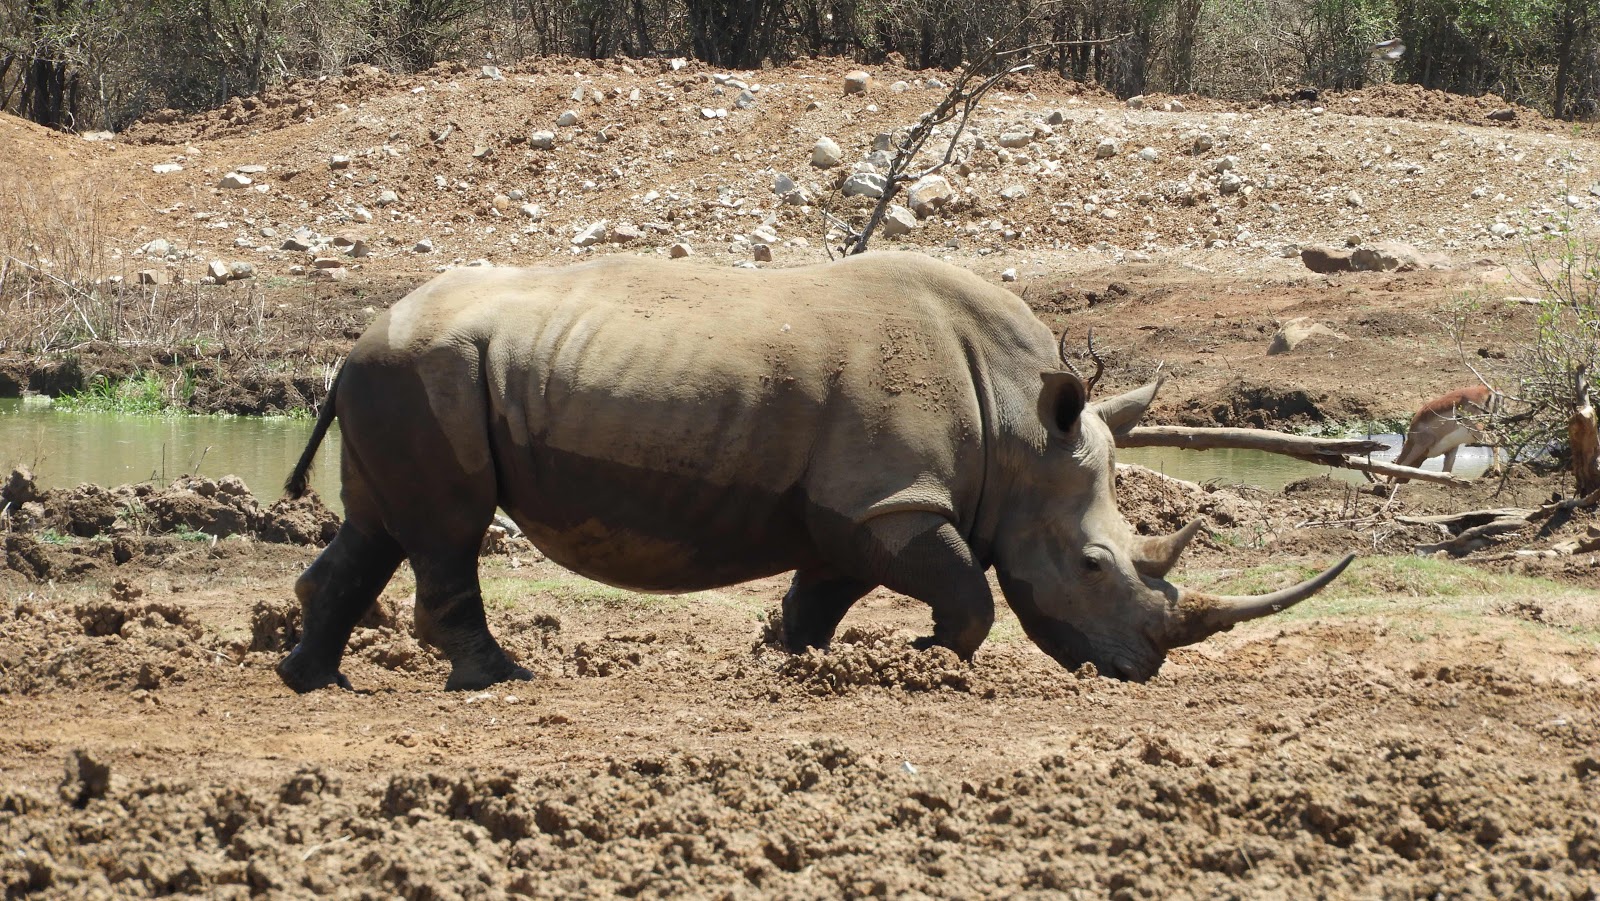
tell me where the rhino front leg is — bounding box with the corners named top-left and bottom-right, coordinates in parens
top-left (781, 568), bottom-right (875, 652)
top-left (865, 514), bottom-right (995, 660)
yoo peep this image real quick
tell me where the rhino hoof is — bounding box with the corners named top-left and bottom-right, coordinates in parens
top-left (277, 652), bottom-right (353, 693)
top-left (444, 662), bottom-right (534, 692)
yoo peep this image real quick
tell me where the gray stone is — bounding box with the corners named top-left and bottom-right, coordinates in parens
top-left (413, 238), bottom-right (435, 253)
top-left (376, 190), bottom-right (399, 206)
top-left (309, 266), bottom-right (346, 281)
top-left (1046, 110), bottom-right (1065, 125)
top-left (142, 238), bottom-right (171, 257)
top-left (557, 110), bottom-right (581, 127)
top-left (1126, 95), bottom-right (1145, 109)
top-left (1489, 222), bottom-right (1516, 238)
top-left (773, 173), bottom-right (796, 196)
top-left (998, 131), bottom-right (1033, 148)
top-left (751, 244), bottom-right (773, 262)
top-left (219, 172), bottom-right (253, 189)
top-left (999, 184), bottom-right (1028, 200)
top-left (843, 71), bottom-right (871, 94)
top-left (609, 224), bottom-right (644, 243)
top-left (573, 222), bottom-right (608, 247)
top-left (1095, 139), bottom-right (1120, 159)
top-left (137, 269), bottom-right (170, 286)
top-left (1137, 147), bottom-right (1159, 161)
top-left (811, 137), bottom-right (843, 168)
top-left (529, 130), bottom-right (556, 150)
top-left (1218, 172), bottom-right (1243, 195)
top-left (329, 155), bottom-right (351, 170)
top-left (1346, 190), bottom-right (1364, 207)
top-left (842, 172), bottom-right (887, 198)
top-left (520, 203), bottom-right (544, 220)
top-left (881, 205), bottom-right (917, 237)
top-left (229, 261), bottom-right (256, 280)
top-left (207, 260), bottom-right (231, 281)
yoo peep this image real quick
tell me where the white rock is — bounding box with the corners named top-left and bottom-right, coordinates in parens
top-left (907, 175), bottom-right (953, 218)
top-left (881, 206), bottom-right (917, 237)
top-left (1126, 95), bottom-right (1145, 109)
top-left (413, 238), bottom-right (435, 253)
top-left (141, 238), bottom-right (172, 257)
top-left (519, 203), bottom-right (543, 220)
top-left (811, 137), bottom-right (843, 168)
top-left (669, 242), bottom-right (693, 258)
top-left (1346, 190), bottom-right (1364, 207)
top-left (751, 225), bottom-right (779, 244)
top-left (843, 71), bottom-right (871, 94)
top-left (152, 163), bottom-right (183, 174)
top-left (1137, 147), bottom-right (1159, 161)
top-left (891, 81), bottom-right (910, 93)
top-left (1001, 268), bottom-right (1018, 282)
top-left (609, 224), bottom-right (644, 243)
top-left (773, 173), bottom-right (796, 195)
top-left (573, 222), bottom-right (608, 247)
top-left (329, 155), bottom-right (351, 170)
top-left (1095, 139), bottom-right (1120, 159)
top-left (557, 110), bottom-right (581, 127)
top-left (1000, 184), bottom-right (1028, 200)
top-left (376, 190), bottom-right (399, 206)
top-left (842, 172), bottom-right (887, 198)
top-left (207, 260), bottom-right (231, 281)
top-left (529, 131), bottom-right (556, 150)
top-left (1489, 222), bottom-right (1516, 238)
top-left (481, 65), bottom-right (503, 80)
top-left (1219, 172), bottom-right (1243, 194)
top-left (219, 172), bottom-right (252, 189)
top-left (998, 131), bottom-right (1033, 148)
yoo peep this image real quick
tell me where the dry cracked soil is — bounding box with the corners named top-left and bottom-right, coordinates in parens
top-left (3, 56), bottom-right (1600, 899)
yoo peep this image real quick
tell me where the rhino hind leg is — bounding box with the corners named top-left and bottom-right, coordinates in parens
top-left (278, 521), bottom-right (404, 693)
top-left (780, 569), bottom-right (875, 652)
top-left (411, 547), bottom-right (533, 691)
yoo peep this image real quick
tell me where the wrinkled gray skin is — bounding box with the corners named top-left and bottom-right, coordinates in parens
top-left (278, 252), bottom-right (1351, 692)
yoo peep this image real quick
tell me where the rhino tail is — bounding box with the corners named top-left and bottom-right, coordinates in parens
top-left (285, 367), bottom-right (344, 499)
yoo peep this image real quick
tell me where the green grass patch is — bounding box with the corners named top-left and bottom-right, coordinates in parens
top-left (56, 371), bottom-right (195, 415)
top-left (1179, 555), bottom-right (1600, 648)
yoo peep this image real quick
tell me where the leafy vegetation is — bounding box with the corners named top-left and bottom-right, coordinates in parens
top-left (55, 371), bottom-right (196, 415)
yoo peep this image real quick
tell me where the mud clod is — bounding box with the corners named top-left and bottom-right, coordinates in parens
top-left (59, 749), bottom-right (111, 808)
top-left (775, 627), bottom-right (971, 694)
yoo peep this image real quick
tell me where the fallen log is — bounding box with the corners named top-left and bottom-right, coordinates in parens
top-left (1118, 426), bottom-right (1385, 456)
top-left (1116, 426), bottom-right (1463, 485)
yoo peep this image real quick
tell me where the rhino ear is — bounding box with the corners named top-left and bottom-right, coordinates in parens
top-left (1091, 375), bottom-right (1165, 437)
top-left (1038, 371), bottom-right (1088, 437)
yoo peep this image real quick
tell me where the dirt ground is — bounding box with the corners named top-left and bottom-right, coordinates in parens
top-left (3, 57), bottom-right (1600, 898)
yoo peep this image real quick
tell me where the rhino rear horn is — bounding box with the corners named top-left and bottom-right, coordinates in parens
top-left (1131, 518), bottom-right (1204, 579)
top-left (1092, 375), bottom-right (1164, 437)
top-left (1167, 554), bottom-right (1355, 647)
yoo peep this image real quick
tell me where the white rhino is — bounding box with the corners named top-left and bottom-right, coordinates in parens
top-left (279, 252), bottom-right (1349, 691)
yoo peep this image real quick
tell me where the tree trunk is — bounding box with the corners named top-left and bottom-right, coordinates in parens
top-left (1570, 365), bottom-right (1600, 496)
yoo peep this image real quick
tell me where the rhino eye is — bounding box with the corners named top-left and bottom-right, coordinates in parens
top-left (1082, 555), bottom-right (1102, 573)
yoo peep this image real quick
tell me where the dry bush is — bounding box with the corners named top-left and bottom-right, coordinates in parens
top-left (0, 171), bottom-right (291, 361)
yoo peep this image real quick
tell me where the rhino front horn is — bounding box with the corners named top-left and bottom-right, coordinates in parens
top-left (1168, 553), bottom-right (1355, 647)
